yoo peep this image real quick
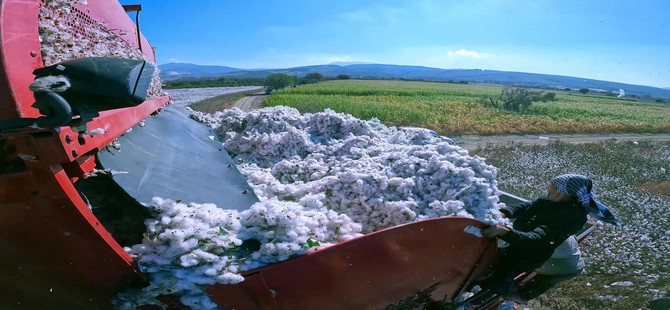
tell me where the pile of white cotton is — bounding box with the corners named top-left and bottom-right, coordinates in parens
top-left (120, 106), bottom-right (507, 309)
top-left (218, 107), bottom-right (505, 231)
top-left (117, 197), bottom-right (362, 309)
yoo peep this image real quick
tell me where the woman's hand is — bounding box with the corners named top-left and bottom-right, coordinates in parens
top-left (481, 224), bottom-right (510, 238)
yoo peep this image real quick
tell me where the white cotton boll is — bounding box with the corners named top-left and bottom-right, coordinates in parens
top-left (285, 229), bottom-right (298, 239)
top-left (161, 229), bottom-right (186, 242)
top-left (192, 249), bottom-right (218, 262)
top-left (29, 75), bottom-right (71, 92)
top-left (298, 194), bottom-right (325, 209)
top-left (204, 268), bottom-right (218, 277)
top-left (216, 272), bottom-right (245, 284)
top-left (86, 127), bottom-right (107, 136)
top-left (180, 254), bottom-right (199, 267)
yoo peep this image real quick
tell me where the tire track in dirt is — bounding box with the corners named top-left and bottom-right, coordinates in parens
top-left (232, 93), bottom-right (266, 112)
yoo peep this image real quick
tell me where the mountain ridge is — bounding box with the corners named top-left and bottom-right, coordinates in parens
top-left (159, 62), bottom-right (670, 99)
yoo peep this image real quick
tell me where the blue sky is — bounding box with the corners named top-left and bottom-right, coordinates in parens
top-left (121, 0), bottom-right (670, 88)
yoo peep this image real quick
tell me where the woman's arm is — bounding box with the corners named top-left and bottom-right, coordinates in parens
top-left (500, 200), bottom-right (533, 219)
top-left (481, 224), bottom-right (549, 248)
top-left (485, 215), bottom-right (585, 248)
top-left (498, 225), bottom-right (550, 247)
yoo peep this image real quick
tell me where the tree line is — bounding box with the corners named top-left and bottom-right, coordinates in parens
top-left (264, 73), bottom-right (352, 93)
top-left (164, 77), bottom-right (266, 89)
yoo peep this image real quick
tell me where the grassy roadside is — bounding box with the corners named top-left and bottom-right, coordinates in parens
top-left (265, 80), bottom-right (670, 135)
top-left (189, 89), bottom-right (260, 113)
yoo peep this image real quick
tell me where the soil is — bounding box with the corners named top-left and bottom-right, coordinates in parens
top-left (232, 93), bottom-right (267, 112)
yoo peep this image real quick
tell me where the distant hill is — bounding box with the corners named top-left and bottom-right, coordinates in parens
top-left (159, 63), bottom-right (241, 78)
top-left (328, 61), bottom-right (375, 66)
top-left (159, 63), bottom-right (670, 99)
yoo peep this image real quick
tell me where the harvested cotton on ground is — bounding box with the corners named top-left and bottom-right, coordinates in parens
top-left (119, 106), bottom-right (507, 309)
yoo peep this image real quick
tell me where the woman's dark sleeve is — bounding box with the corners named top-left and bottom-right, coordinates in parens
top-left (499, 225), bottom-right (549, 247)
top-left (500, 214), bottom-right (585, 248)
top-left (500, 200), bottom-right (532, 219)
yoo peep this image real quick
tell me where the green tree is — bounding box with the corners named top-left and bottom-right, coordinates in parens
top-left (480, 86), bottom-right (533, 112)
top-left (532, 92), bottom-right (557, 102)
top-left (336, 74), bottom-right (351, 80)
top-left (542, 92), bottom-right (556, 101)
top-left (265, 73), bottom-right (295, 93)
top-left (301, 72), bottom-right (325, 84)
top-left (579, 88), bottom-right (590, 94)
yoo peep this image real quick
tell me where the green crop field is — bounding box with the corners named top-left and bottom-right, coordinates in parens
top-left (264, 80), bottom-right (670, 135)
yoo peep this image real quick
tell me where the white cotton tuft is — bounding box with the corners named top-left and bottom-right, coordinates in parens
top-left (29, 76), bottom-right (71, 93)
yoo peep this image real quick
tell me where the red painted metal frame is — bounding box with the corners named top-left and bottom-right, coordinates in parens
top-left (0, 0), bottom-right (43, 119)
top-left (208, 217), bottom-right (500, 309)
top-left (0, 0), bottom-right (168, 308)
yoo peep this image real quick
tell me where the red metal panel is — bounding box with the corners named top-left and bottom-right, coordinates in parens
top-left (0, 0), bottom-right (43, 119)
top-left (208, 217), bottom-right (500, 309)
top-left (31, 96), bottom-right (171, 165)
top-left (0, 164), bottom-right (143, 309)
top-left (0, 171), bottom-right (35, 203)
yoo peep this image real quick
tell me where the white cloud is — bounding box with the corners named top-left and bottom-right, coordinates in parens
top-left (447, 49), bottom-right (488, 58)
top-left (325, 56), bottom-right (354, 63)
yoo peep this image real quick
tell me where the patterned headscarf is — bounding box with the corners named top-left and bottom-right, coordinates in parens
top-left (551, 174), bottom-right (620, 226)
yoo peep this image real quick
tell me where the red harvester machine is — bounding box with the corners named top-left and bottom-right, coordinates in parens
top-left (0, 1), bottom-right (595, 309)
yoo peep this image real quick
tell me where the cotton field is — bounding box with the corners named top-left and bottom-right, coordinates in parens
top-left (476, 140), bottom-right (670, 309)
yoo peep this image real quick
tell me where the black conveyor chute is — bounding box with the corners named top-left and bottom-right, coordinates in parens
top-left (98, 106), bottom-right (259, 211)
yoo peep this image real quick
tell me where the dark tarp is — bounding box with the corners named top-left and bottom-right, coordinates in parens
top-left (97, 105), bottom-right (259, 211)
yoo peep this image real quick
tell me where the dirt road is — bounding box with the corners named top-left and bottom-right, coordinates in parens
top-left (232, 94), bottom-right (266, 112)
top-left (452, 132), bottom-right (670, 150)
top-left (168, 86), bottom-right (263, 107)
